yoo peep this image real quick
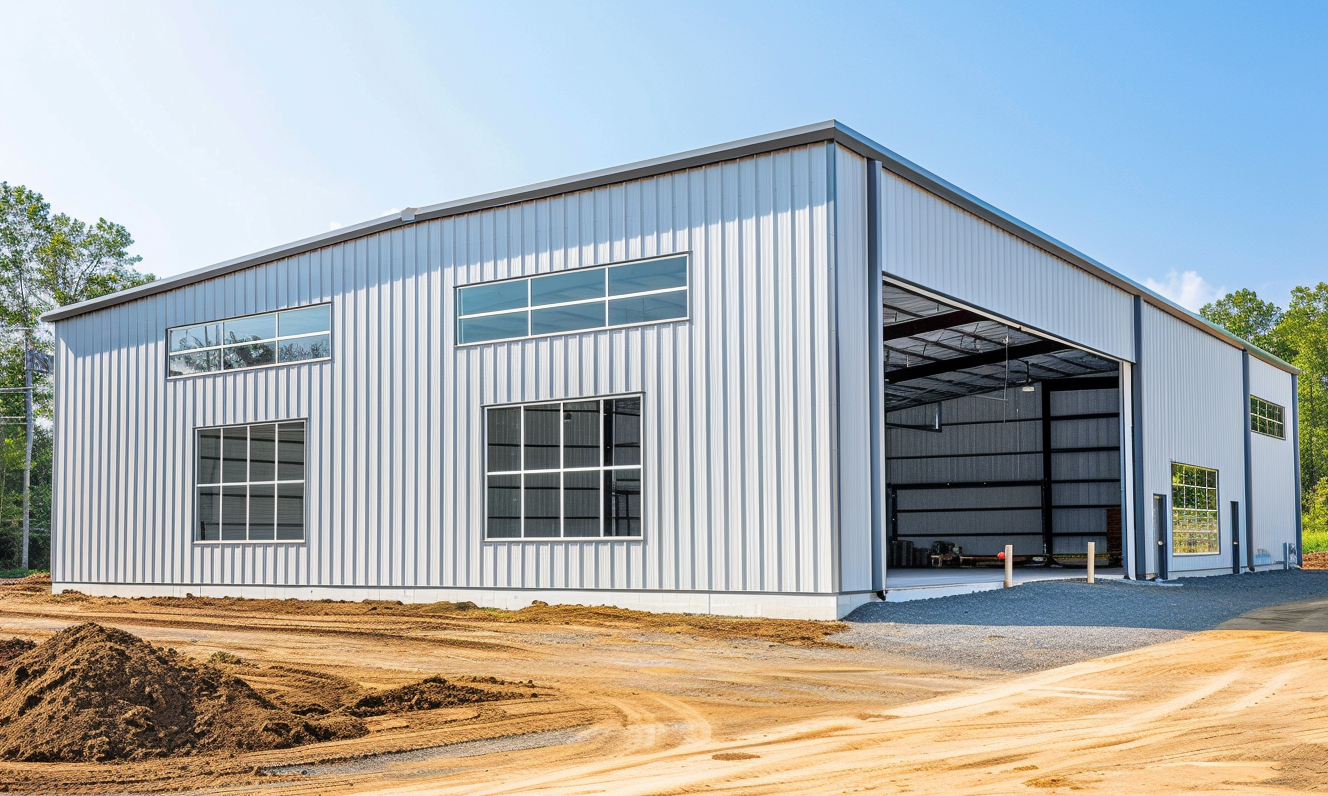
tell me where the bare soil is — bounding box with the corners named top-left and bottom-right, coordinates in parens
top-left (1304, 551), bottom-right (1328, 569)
top-left (0, 623), bottom-right (367, 763)
top-left (0, 575), bottom-right (1325, 794)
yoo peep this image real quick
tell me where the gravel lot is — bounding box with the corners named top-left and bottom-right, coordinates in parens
top-left (835, 569), bottom-right (1328, 672)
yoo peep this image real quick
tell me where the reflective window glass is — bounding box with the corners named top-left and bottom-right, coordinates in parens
top-left (530, 302), bottom-right (605, 336)
top-left (168, 305), bottom-right (331, 378)
top-left (607, 290), bottom-right (687, 325)
top-left (487, 408), bottom-right (522, 472)
top-left (486, 474), bottom-right (522, 538)
top-left (456, 255), bottom-right (688, 345)
top-left (197, 429), bottom-right (222, 484)
top-left (530, 269), bottom-right (604, 306)
top-left (459, 311), bottom-right (528, 343)
top-left (564, 470), bottom-right (600, 537)
top-left (278, 305), bottom-right (330, 336)
top-left (604, 469), bottom-right (641, 537)
top-left (197, 420), bottom-right (307, 543)
top-left (278, 334), bottom-right (331, 363)
top-left (223, 343), bottom-right (276, 370)
top-left (224, 314), bottom-right (276, 344)
top-left (608, 256), bottom-right (687, 296)
top-left (171, 323), bottom-right (220, 351)
top-left (197, 486), bottom-right (221, 541)
top-left (563, 401), bottom-right (600, 469)
top-left (221, 486), bottom-right (248, 541)
top-left (169, 351), bottom-right (220, 377)
top-left (276, 483), bottom-right (305, 540)
top-left (248, 484), bottom-right (276, 541)
top-left (484, 398), bottom-right (642, 540)
top-left (524, 404), bottom-right (561, 470)
top-left (604, 397), bottom-right (642, 467)
top-left (459, 280), bottom-right (528, 316)
top-left (277, 422), bottom-right (305, 481)
top-left (523, 473), bottom-right (561, 537)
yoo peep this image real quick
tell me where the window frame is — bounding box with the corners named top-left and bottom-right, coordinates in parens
top-left (1249, 395), bottom-right (1286, 440)
top-left (166, 303), bottom-right (333, 380)
top-left (455, 253), bottom-right (690, 346)
top-left (1170, 461), bottom-right (1220, 556)
top-left (194, 419), bottom-right (309, 545)
top-left (482, 393), bottom-right (645, 542)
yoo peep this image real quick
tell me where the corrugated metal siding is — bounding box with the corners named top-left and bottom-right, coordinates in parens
top-left (1139, 305), bottom-right (1246, 573)
top-left (1248, 357), bottom-right (1298, 558)
top-left (51, 143), bottom-right (840, 595)
top-left (878, 168), bottom-right (1135, 361)
top-left (833, 146), bottom-right (873, 592)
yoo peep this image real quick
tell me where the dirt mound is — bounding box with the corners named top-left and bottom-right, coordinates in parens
top-left (0, 638), bottom-right (34, 667)
top-left (1304, 552), bottom-right (1328, 570)
top-left (348, 676), bottom-right (530, 717)
top-left (494, 602), bottom-right (851, 647)
top-left (0, 623), bottom-right (366, 762)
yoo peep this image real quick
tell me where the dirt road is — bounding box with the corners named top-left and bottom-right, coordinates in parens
top-left (0, 582), bottom-right (1325, 794)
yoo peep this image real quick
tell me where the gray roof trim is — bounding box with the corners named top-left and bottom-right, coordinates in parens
top-left (40, 120), bottom-right (1297, 375)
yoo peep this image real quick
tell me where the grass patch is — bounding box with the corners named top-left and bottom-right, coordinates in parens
top-left (0, 568), bottom-right (48, 579)
top-left (1303, 528), bottom-right (1328, 554)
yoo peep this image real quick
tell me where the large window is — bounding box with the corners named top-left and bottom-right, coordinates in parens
top-left (456, 255), bottom-right (688, 344)
top-left (1171, 462), bottom-right (1218, 554)
top-left (1250, 396), bottom-right (1285, 439)
top-left (196, 421), bottom-right (306, 542)
top-left (168, 304), bottom-right (331, 377)
top-left (485, 397), bottom-right (642, 539)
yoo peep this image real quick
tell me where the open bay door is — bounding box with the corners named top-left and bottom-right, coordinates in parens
top-left (879, 279), bottom-right (1126, 577)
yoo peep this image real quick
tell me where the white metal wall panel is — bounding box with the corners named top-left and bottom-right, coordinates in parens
top-left (833, 146), bottom-right (873, 592)
top-left (1139, 305), bottom-right (1246, 573)
top-left (878, 168), bottom-right (1135, 361)
top-left (50, 144), bottom-right (840, 596)
top-left (1248, 357), bottom-right (1298, 558)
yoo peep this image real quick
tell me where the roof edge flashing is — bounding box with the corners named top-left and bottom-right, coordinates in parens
top-left (38, 119), bottom-right (1299, 376)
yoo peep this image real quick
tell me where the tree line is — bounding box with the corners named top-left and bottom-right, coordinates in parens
top-left (1201, 286), bottom-right (1328, 548)
top-left (0, 182), bottom-right (154, 572)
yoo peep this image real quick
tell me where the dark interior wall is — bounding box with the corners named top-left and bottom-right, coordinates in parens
top-left (886, 374), bottom-right (1122, 561)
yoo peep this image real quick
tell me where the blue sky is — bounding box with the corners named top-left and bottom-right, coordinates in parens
top-left (2, 1), bottom-right (1324, 310)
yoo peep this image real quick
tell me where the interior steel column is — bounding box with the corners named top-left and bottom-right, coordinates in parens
top-left (1041, 382), bottom-right (1054, 559)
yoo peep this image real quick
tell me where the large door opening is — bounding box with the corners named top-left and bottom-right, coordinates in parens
top-left (880, 280), bottom-right (1126, 588)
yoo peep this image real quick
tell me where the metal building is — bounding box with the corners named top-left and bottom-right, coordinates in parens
top-left (41, 121), bottom-right (1302, 619)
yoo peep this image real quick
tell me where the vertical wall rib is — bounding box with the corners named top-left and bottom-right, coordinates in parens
top-left (50, 144), bottom-right (839, 596)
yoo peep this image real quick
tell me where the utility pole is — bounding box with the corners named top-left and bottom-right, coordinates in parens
top-left (22, 330), bottom-right (32, 571)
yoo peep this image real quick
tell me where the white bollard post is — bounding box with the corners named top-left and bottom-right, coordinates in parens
top-left (1004, 544), bottom-right (1014, 588)
top-left (1087, 541), bottom-right (1096, 584)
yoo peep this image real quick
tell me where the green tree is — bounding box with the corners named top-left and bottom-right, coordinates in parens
top-left (1203, 283), bottom-right (1328, 538)
top-left (1304, 477), bottom-right (1328, 553)
top-left (1280, 283), bottom-right (1328, 502)
top-left (0, 182), bottom-right (155, 571)
top-left (1200, 288), bottom-right (1293, 361)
